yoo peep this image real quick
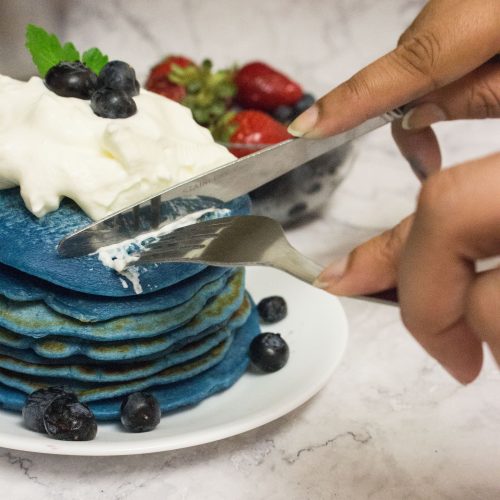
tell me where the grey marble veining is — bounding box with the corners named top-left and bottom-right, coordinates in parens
top-left (1, 0), bottom-right (500, 498)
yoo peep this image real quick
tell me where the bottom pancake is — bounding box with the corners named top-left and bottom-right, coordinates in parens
top-left (0, 304), bottom-right (260, 420)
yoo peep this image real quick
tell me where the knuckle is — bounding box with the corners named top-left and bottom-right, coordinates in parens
top-left (393, 31), bottom-right (442, 90)
top-left (342, 76), bottom-right (372, 105)
top-left (467, 76), bottom-right (500, 119)
top-left (377, 223), bottom-right (408, 271)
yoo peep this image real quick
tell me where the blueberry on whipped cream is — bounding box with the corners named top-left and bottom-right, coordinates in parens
top-left (45, 59), bottom-right (140, 119)
top-left (45, 61), bottom-right (98, 99)
top-left (97, 60), bottom-right (140, 97)
top-left (91, 87), bottom-right (137, 118)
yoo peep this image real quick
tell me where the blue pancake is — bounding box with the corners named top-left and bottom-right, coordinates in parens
top-left (0, 296), bottom-right (252, 371)
top-left (0, 328), bottom-right (232, 382)
top-left (0, 188), bottom-right (251, 296)
top-left (0, 305), bottom-right (259, 420)
top-left (0, 292), bottom-right (250, 362)
top-left (0, 269), bottom-right (244, 341)
top-left (0, 334), bottom-right (233, 401)
top-left (0, 263), bottom-right (231, 322)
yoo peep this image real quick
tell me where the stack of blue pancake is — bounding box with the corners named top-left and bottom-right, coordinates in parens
top-left (0, 189), bottom-right (260, 421)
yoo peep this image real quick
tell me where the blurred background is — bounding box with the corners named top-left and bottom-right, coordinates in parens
top-left (1, 0), bottom-right (422, 86)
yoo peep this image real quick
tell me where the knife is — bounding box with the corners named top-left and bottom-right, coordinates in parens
top-left (58, 107), bottom-right (404, 257)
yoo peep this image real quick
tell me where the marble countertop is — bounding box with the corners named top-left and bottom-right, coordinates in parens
top-left (1, 0), bottom-right (499, 498)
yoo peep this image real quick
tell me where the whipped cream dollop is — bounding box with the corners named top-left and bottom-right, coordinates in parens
top-left (0, 74), bottom-right (236, 220)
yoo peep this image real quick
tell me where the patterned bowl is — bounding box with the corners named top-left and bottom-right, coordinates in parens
top-left (222, 141), bottom-right (354, 226)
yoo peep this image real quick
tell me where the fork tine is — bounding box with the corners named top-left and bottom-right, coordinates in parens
top-left (132, 206), bottom-right (140, 230)
top-left (144, 238), bottom-right (210, 252)
top-left (156, 230), bottom-right (221, 243)
top-left (148, 231), bottom-right (219, 247)
top-left (150, 196), bottom-right (162, 228)
top-left (137, 246), bottom-right (207, 263)
top-left (152, 218), bottom-right (232, 244)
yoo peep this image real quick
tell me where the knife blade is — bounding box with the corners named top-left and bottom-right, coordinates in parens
top-left (58, 107), bottom-right (404, 257)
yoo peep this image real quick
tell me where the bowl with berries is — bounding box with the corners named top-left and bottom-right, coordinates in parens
top-left (146, 57), bottom-right (354, 226)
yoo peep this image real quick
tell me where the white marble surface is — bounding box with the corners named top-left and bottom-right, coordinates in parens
top-left (1, 0), bottom-right (500, 498)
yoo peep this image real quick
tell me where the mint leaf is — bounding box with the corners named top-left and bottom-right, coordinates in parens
top-left (61, 42), bottom-right (80, 62)
top-left (26, 24), bottom-right (63, 77)
top-left (25, 24), bottom-right (80, 77)
top-left (82, 48), bottom-right (108, 74)
top-left (25, 24), bottom-right (109, 78)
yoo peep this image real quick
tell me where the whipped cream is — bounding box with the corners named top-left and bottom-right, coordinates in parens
top-left (0, 74), bottom-right (235, 220)
top-left (96, 208), bottom-right (231, 294)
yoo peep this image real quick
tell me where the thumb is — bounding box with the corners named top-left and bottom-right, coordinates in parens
top-left (315, 215), bottom-right (414, 296)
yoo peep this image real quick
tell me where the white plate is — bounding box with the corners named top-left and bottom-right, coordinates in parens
top-left (0, 268), bottom-right (348, 456)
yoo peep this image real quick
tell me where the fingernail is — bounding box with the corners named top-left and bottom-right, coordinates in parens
top-left (288, 105), bottom-right (319, 137)
top-left (402, 103), bottom-right (447, 130)
top-left (313, 255), bottom-right (348, 289)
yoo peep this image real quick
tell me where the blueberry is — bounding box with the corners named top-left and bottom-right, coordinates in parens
top-left (272, 104), bottom-right (295, 123)
top-left (43, 397), bottom-right (97, 441)
top-left (293, 93), bottom-right (316, 115)
top-left (249, 333), bottom-right (289, 373)
top-left (90, 88), bottom-right (137, 118)
top-left (120, 392), bottom-right (161, 432)
top-left (45, 61), bottom-right (97, 99)
top-left (97, 60), bottom-right (140, 96)
top-left (257, 296), bottom-right (287, 323)
top-left (22, 386), bottom-right (78, 433)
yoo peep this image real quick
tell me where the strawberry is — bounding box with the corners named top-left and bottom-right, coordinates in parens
top-left (235, 62), bottom-right (303, 111)
top-left (145, 55), bottom-right (194, 102)
top-left (213, 110), bottom-right (292, 158)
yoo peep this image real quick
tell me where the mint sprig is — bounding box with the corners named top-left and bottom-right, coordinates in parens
top-left (25, 24), bottom-right (108, 77)
top-left (82, 48), bottom-right (109, 75)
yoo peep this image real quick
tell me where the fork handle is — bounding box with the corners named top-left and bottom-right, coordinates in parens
top-left (275, 242), bottom-right (398, 306)
top-left (272, 242), bottom-right (324, 284)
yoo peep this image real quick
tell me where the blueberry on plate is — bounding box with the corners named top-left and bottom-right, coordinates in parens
top-left (43, 397), bottom-right (97, 441)
top-left (90, 88), bottom-right (137, 118)
top-left (45, 61), bottom-right (98, 99)
top-left (257, 296), bottom-right (287, 323)
top-left (120, 392), bottom-right (161, 433)
top-left (97, 60), bottom-right (140, 96)
top-left (249, 332), bottom-right (289, 373)
top-left (22, 386), bottom-right (78, 433)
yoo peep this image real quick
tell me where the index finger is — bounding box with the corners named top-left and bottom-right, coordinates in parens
top-left (398, 153), bottom-right (500, 383)
top-left (289, 0), bottom-right (500, 138)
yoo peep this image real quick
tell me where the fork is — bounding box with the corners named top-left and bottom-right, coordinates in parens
top-left (135, 215), bottom-right (398, 306)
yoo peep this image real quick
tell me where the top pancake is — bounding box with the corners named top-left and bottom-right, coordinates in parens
top-left (0, 188), bottom-right (250, 296)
